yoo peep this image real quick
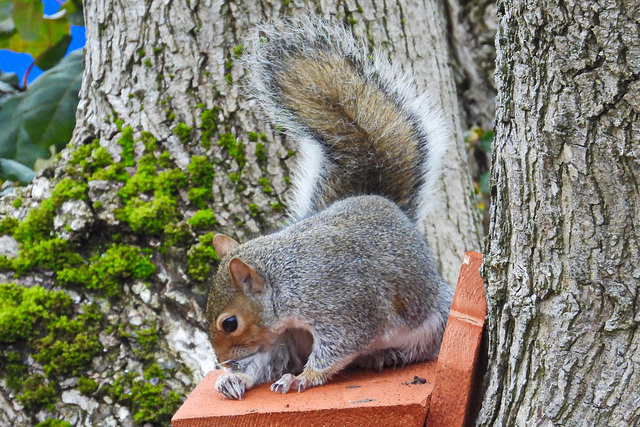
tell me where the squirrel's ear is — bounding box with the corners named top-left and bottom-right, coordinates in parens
top-left (228, 258), bottom-right (264, 294)
top-left (213, 234), bottom-right (239, 258)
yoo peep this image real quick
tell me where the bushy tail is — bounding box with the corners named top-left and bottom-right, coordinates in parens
top-left (244, 15), bottom-right (449, 228)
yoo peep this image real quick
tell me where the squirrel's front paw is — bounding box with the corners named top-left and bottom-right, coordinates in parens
top-left (271, 373), bottom-right (308, 394)
top-left (215, 373), bottom-right (247, 400)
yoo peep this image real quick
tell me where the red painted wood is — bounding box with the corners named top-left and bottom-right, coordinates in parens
top-left (172, 251), bottom-right (486, 427)
top-left (426, 251), bottom-right (486, 427)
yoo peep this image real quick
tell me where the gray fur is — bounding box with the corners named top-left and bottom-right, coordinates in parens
top-left (209, 197), bottom-right (452, 398)
top-left (243, 15), bottom-right (450, 229)
top-left (208, 15), bottom-right (453, 400)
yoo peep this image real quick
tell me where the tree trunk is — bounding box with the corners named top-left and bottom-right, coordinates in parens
top-left (75, 0), bottom-right (483, 285)
top-left (0, 1), bottom-right (482, 425)
top-left (443, 0), bottom-right (498, 132)
top-left (478, 0), bottom-right (640, 425)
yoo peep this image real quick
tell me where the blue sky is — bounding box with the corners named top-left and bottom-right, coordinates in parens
top-left (0, 0), bottom-right (86, 84)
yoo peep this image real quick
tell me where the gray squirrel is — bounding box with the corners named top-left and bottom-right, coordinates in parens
top-left (206, 15), bottom-right (454, 400)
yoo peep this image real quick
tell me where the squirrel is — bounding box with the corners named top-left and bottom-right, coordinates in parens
top-left (206, 15), bottom-right (453, 400)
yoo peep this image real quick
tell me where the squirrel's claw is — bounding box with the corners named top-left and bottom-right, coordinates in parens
top-left (271, 373), bottom-right (304, 394)
top-left (215, 373), bottom-right (246, 400)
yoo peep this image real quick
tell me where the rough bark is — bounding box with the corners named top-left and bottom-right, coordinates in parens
top-left (75, 0), bottom-right (482, 285)
top-left (478, 0), bottom-right (640, 425)
top-left (443, 0), bottom-right (498, 131)
top-left (0, 0), bottom-right (483, 425)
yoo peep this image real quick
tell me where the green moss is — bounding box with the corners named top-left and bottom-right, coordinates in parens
top-left (258, 177), bottom-right (272, 194)
top-left (272, 202), bottom-right (284, 212)
top-left (0, 216), bottom-right (18, 235)
top-left (200, 107), bottom-right (220, 149)
top-left (57, 244), bottom-right (155, 297)
top-left (233, 44), bottom-right (243, 58)
top-left (89, 145), bottom-right (113, 170)
top-left (163, 221), bottom-right (193, 247)
top-left (16, 376), bottom-right (57, 410)
top-left (140, 131), bottom-right (158, 152)
top-left (255, 142), bottom-right (267, 162)
top-left (118, 155), bottom-right (161, 202)
top-left (158, 151), bottom-right (172, 168)
top-left (10, 178), bottom-right (87, 254)
top-left (0, 255), bottom-right (12, 270)
top-left (35, 306), bottom-right (102, 376)
top-left (155, 169), bottom-right (188, 194)
top-left (0, 284), bottom-right (102, 411)
top-left (143, 59), bottom-right (152, 67)
top-left (78, 376), bottom-right (99, 395)
top-left (187, 233), bottom-right (218, 281)
top-left (117, 195), bottom-right (178, 234)
top-left (218, 133), bottom-right (245, 168)
top-left (188, 209), bottom-right (217, 232)
top-left (12, 197), bottom-right (22, 208)
top-left (137, 325), bottom-right (158, 355)
top-left (0, 283), bottom-right (72, 343)
top-left (3, 351), bottom-right (27, 389)
top-left (35, 419), bottom-right (73, 427)
top-left (186, 187), bottom-right (211, 208)
top-left (51, 178), bottom-right (88, 205)
top-left (105, 364), bottom-right (182, 426)
top-left (111, 136), bottom-right (186, 235)
top-left (90, 162), bottom-right (129, 182)
top-left (174, 123), bottom-right (193, 144)
top-left (225, 73), bottom-right (233, 85)
top-left (117, 126), bottom-right (136, 167)
top-left (13, 239), bottom-right (83, 274)
top-left (187, 156), bottom-right (214, 187)
top-left (228, 172), bottom-right (241, 183)
top-left (68, 139), bottom-right (100, 170)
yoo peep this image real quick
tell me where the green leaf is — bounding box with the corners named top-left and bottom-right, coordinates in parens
top-left (0, 70), bottom-right (20, 88)
top-left (0, 158), bottom-right (36, 183)
top-left (63, 0), bottom-right (84, 26)
top-left (12, 0), bottom-right (43, 42)
top-left (0, 71), bottom-right (20, 106)
top-left (479, 170), bottom-right (491, 195)
top-left (35, 34), bottom-right (71, 70)
top-left (0, 50), bottom-right (83, 168)
top-left (480, 130), bottom-right (494, 153)
top-left (8, 8), bottom-right (69, 58)
top-left (0, 21), bottom-right (14, 49)
top-left (0, 0), bottom-right (13, 21)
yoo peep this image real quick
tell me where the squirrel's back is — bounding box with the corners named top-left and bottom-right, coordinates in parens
top-left (245, 16), bottom-right (449, 228)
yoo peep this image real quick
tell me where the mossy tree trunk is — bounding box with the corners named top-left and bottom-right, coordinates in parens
top-left (477, 0), bottom-right (640, 425)
top-left (0, 0), bottom-right (484, 425)
top-left (75, 0), bottom-right (484, 285)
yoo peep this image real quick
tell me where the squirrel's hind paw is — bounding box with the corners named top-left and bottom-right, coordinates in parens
top-left (215, 373), bottom-right (247, 400)
top-left (271, 373), bottom-right (307, 394)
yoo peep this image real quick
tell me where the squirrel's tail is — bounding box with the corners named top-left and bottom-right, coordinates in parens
top-left (244, 15), bottom-right (449, 227)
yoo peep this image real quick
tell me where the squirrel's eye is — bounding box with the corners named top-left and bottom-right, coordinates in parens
top-left (221, 316), bottom-right (238, 333)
